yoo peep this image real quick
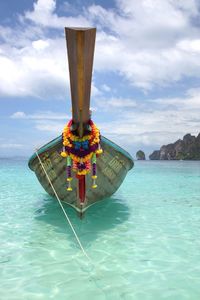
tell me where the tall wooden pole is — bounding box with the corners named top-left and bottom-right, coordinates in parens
top-left (65, 27), bottom-right (96, 137)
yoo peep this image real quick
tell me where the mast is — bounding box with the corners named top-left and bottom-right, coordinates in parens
top-left (65, 27), bottom-right (96, 137)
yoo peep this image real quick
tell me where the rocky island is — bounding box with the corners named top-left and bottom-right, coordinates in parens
top-left (136, 150), bottom-right (146, 160)
top-left (149, 133), bottom-right (200, 160)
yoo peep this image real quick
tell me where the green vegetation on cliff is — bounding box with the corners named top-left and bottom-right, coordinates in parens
top-left (149, 133), bottom-right (200, 160)
top-left (136, 150), bottom-right (146, 160)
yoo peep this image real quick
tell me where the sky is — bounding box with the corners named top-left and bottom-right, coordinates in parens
top-left (1, 0), bottom-right (200, 158)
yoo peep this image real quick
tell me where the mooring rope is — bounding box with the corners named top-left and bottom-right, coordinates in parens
top-left (35, 149), bottom-right (91, 262)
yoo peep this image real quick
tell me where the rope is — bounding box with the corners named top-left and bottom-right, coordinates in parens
top-left (35, 149), bottom-right (110, 298)
top-left (35, 149), bottom-right (91, 262)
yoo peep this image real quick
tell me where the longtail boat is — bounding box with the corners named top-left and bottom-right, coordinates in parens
top-left (28, 27), bottom-right (134, 216)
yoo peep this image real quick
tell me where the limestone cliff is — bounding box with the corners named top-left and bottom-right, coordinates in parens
top-left (149, 133), bottom-right (200, 160)
top-left (136, 150), bottom-right (146, 160)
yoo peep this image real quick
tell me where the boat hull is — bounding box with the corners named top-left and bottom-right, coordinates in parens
top-left (28, 136), bottom-right (134, 213)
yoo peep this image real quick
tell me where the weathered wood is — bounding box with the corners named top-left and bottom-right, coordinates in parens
top-left (65, 27), bottom-right (96, 137)
top-left (29, 136), bottom-right (134, 214)
top-left (28, 27), bottom-right (134, 215)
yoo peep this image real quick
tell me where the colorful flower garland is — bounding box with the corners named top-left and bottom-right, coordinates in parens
top-left (61, 119), bottom-right (103, 191)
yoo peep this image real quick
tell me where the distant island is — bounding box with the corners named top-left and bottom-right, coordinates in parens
top-left (136, 150), bottom-right (146, 160)
top-left (149, 133), bottom-right (200, 160)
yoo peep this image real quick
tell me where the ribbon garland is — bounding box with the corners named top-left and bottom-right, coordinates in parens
top-left (61, 119), bottom-right (103, 191)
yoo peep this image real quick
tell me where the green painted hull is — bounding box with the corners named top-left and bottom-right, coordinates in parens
top-left (28, 136), bottom-right (134, 214)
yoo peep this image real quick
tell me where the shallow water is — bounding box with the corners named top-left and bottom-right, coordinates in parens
top-left (1, 159), bottom-right (200, 299)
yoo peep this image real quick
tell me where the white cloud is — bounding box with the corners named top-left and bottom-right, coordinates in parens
top-left (0, 0), bottom-right (200, 98)
top-left (11, 111), bottom-right (70, 120)
top-left (0, 143), bottom-right (24, 149)
top-left (98, 87), bottom-right (200, 149)
top-left (10, 111), bottom-right (68, 139)
top-left (152, 87), bottom-right (200, 109)
top-left (11, 111), bottom-right (26, 118)
top-left (101, 84), bottom-right (111, 92)
top-left (91, 83), bottom-right (101, 97)
top-left (90, 0), bottom-right (200, 88)
top-left (96, 97), bottom-right (137, 110)
top-left (35, 120), bottom-right (64, 133)
top-left (32, 39), bottom-right (49, 50)
top-left (0, 35), bottom-right (69, 98)
top-left (10, 110), bottom-right (68, 140)
top-left (24, 0), bottom-right (90, 28)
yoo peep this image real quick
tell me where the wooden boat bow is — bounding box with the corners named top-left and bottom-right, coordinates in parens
top-left (28, 27), bottom-right (134, 216)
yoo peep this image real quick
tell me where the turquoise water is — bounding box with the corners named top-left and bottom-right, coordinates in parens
top-left (1, 159), bottom-right (200, 300)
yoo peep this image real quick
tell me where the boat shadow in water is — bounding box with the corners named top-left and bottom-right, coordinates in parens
top-left (35, 195), bottom-right (130, 246)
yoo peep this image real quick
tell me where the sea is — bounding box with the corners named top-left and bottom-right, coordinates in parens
top-left (1, 158), bottom-right (200, 300)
